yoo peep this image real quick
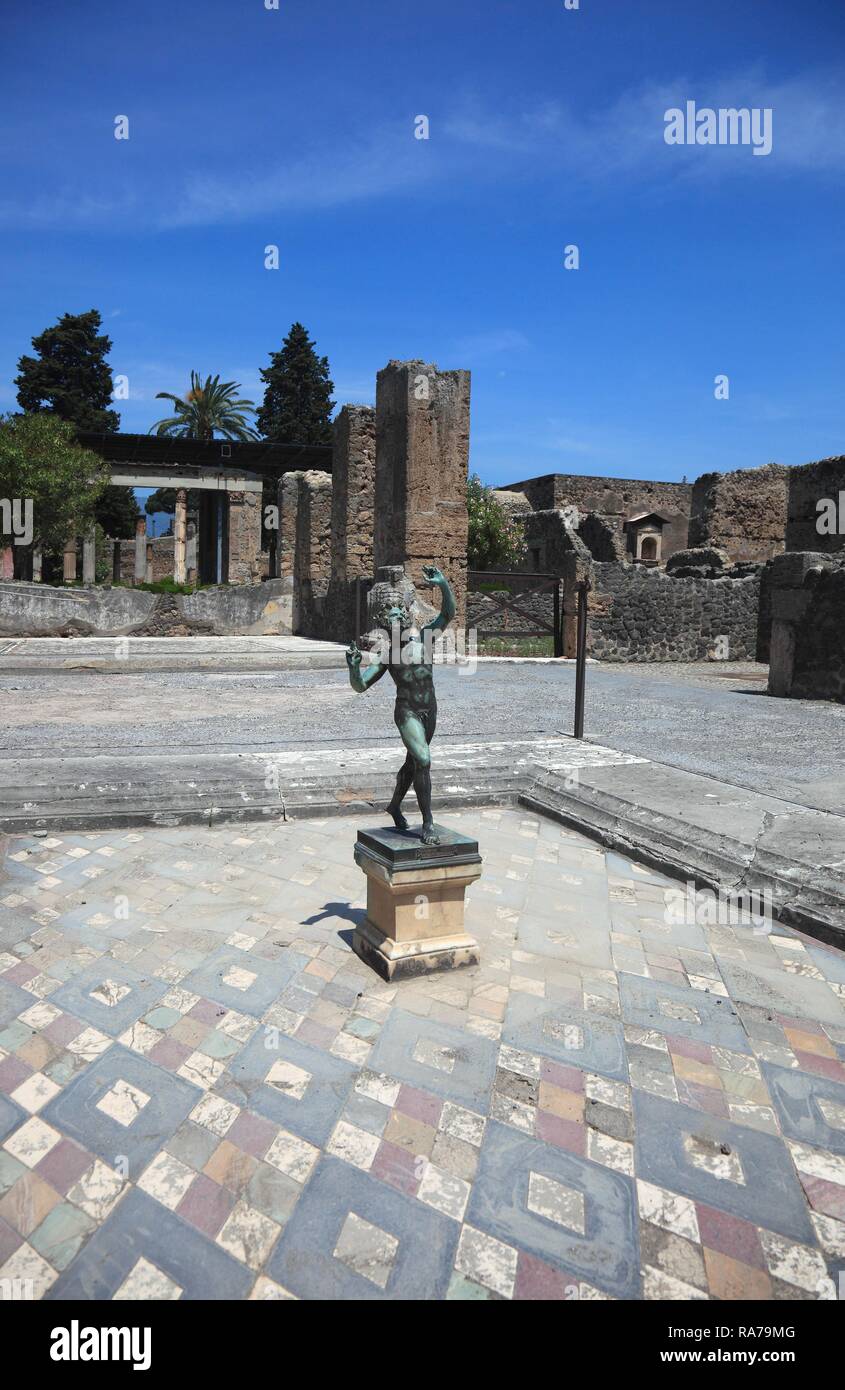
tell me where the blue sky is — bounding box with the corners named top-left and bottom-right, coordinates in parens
top-left (1, 0), bottom-right (843, 488)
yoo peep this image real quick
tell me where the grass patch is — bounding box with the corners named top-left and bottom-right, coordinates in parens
top-left (477, 636), bottom-right (556, 657)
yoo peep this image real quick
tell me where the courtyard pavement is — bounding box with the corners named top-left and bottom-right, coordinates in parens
top-left (1, 808), bottom-right (844, 1301)
top-left (3, 657), bottom-right (843, 812)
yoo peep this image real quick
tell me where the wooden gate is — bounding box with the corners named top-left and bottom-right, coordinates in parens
top-left (468, 570), bottom-right (563, 657)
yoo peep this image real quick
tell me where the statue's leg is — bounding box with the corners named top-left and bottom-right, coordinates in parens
top-left (396, 711), bottom-right (439, 845)
top-left (386, 753), bottom-right (414, 831)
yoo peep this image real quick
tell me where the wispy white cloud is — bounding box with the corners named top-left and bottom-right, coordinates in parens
top-left (0, 67), bottom-right (841, 232)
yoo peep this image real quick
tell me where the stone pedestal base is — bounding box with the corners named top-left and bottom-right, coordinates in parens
top-left (352, 825), bottom-right (482, 981)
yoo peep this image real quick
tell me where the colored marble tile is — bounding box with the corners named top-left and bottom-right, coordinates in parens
top-left (763, 1062), bottom-right (845, 1154)
top-left (467, 1120), bottom-right (640, 1298)
top-left (40, 1045), bottom-right (201, 1181)
top-left (619, 974), bottom-right (749, 1053)
top-left (633, 1090), bottom-right (815, 1244)
top-left (503, 996), bottom-right (628, 1082)
top-left (49, 961), bottom-right (168, 1038)
top-left (267, 1155), bottom-right (459, 1300)
top-left (47, 1188), bottom-right (252, 1300)
top-left (369, 1011), bottom-right (498, 1108)
top-left (180, 947), bottom-right (306, 1020)
top-left (217, 1030), bottom-right (354, 1146)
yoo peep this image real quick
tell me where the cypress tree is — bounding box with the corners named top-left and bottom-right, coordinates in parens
top-left (257, 323), bottom-right (334, 443)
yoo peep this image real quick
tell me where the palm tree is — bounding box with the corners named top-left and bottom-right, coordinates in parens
top-left (150, 372), bottom-right (259, 440)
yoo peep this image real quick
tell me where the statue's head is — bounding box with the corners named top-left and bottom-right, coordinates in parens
top-left (383, 599), bottom-right (412, 632)
top-left (359, 564), bottom-right (434, 649)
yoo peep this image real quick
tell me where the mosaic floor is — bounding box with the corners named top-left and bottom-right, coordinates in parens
top-left (1, 808), bottom-right (844, 1301)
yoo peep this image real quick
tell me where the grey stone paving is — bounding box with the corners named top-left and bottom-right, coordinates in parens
top-left (1, 807), bottom-right (844, 1301)
top-left (1, 660), bottom-right (842, 812)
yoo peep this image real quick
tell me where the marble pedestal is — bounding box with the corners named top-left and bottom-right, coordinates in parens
top-left (352, 825), bottom-right (482, 981)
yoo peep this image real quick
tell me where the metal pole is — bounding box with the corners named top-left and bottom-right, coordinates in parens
top-left (573, 577), bottom-right (591, 739)
top-left (553, 580), bottom-right (562, 658)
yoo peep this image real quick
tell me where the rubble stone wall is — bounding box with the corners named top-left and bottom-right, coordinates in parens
top-left (588, 564), bottom-right (762, 662)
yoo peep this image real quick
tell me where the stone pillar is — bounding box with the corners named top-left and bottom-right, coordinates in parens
top-left (145, 541), bottom-right (154, 585)
top-left (112, 541), bottom-right (121, 584)
top-left (0, 547), bottom-right (13, 581)
top-left (226, 490), bottom-right (261, 585)
top-left (295, 472), bottom-right (333, 637)
top-left (32, 548), bottom-right (43, 583)
top-left (82, 527), bottom-right (96, 585)
top-left (374, 360), bottom-right (470, 627)
top-left (173, 488), bottom-right (187, 585)
top-left (186, 521), bottom-right (197, 584)
top-left (63, 537), bottom-right (77, 583)
top-left (134, 518), bottom-right (147, 584)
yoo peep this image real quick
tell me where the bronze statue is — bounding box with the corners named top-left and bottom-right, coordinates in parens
top-left (347, 564), bottom-right (455, 846)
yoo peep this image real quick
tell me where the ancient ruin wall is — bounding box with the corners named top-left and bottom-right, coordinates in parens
top-left (689, 464), bottom-right (789, 563)
top-left (785, 456), bottom-right (845, 554)
top-left (588, 564), bottom-right (761, 662)
top-left (500, 473), bottom-right (692, 561)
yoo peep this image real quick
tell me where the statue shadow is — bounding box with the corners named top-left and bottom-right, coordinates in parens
top-left (301, 900), bottom-right (366, 952)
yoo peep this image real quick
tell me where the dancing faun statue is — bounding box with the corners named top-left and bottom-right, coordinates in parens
top-left (346, 564), bottom-right (455, 846)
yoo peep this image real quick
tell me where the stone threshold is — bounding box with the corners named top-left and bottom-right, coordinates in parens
top-left (1, 737), bottom-right (843, 950)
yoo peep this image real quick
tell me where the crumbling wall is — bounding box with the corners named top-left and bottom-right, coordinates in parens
top-left (785, 456), bottom-right (845, 554)
top-left (690, 464), bottom-right (789, 563)
top-left (0, 579), bottom-right (292, 637)
top-left (588, 564), bottom-right (761, 662)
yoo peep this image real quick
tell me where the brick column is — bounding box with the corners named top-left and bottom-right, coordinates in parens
top-left (134, 517), bottom-right (147, 584)
top-left (0, 547), bottom-right (13, 581)
top-left (374, 360), bottom-right (470, 627)
top-left (173, 488), bottom-right (187, 584)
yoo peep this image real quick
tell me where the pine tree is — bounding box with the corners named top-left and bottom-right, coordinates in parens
top-left (257, 323), bottom-right (334, 443)
top-left (15, 309), bottom-right (120, 432)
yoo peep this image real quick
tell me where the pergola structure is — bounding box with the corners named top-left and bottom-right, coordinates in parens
top-left (51, 434), bottom-right (333, 587)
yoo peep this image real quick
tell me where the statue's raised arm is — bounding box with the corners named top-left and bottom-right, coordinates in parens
top-left (421, 565), bottom-right (455, 633)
